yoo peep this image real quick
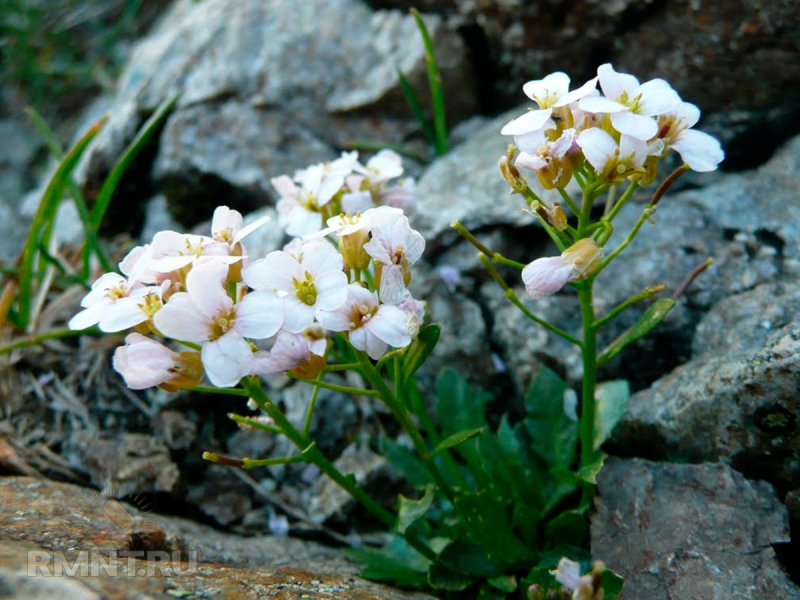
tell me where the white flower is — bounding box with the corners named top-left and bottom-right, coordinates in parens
top-left (522, 238), bottom-right (603, 299)
top-left (68, 273), bottom-right (166, 333)
top-left (516, 128), bottom-right (577, 189)
top-left (501, 72), bottom-right (598, 138)
top-left (113, 333), bottom-right (202, 391)
top-left (242, 240), bottom-right (348, 334)
top-left (317, 284), bottom-right (411, 360)
top-left (579, 63), bottom-right (681, 140)
top-left (342, 150), bottom-right (406, 212)
top-left (211, 205), bottom-right (271, 249)
top-left (364, 214), bottom-right (425, 305)
top-left (148, 230), bottom-right (238, 275)
top-left (251, 327), bottom-right (328, 377)
top-left (551, 558), bottom-right (602, 600)
top-left (274, 164), bottom-right (344, 236)
top-left (153, 261), bottom-right (283, 387)
top-left (380, 177), bottom-right (417, 215)
top-left (577, 128), bottom-right (648, 183)
top-left (655, 101), bottom-right (724, 172)
top-left (398, 296), bottom-right (425, 339)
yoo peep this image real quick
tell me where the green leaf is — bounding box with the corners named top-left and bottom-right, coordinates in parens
top-left (433, 427), bottom-right (485, 456)
top-left (428, 564), bottom-right (474, 591)
top-left (346, 535), bottom-right (429, 588)
top-left (600, 568), bottom-right (625, 598)
top-left (17, 117), bottom-right (106, 327)
top-left (454, 491), bottom-right (535, 566)
top-left (577, 452), bottom-right (608, 485)
top-left (545, 510), bottom-right (589, 549)
top-left (479, 417), bottom-right (539, 505)
top-left (478, 582), bottom-right (509, 599)
top-left (396, 485), bottom-right (434, 534)
top-left (402, 323), bottom-right (440, 385)
top-left (437, 536), bottom-right (505, 578)
top-left (524, 366), bottom-right (577, 470)
top-left (410, 8), bottom-right (448, 156)
top-left (594, 380), bottom-right (631, 451)
top-left (434, 369), bottom-right (491, 476)
top-left (396, 67), bottom-right (436, 149)
top-left (597, 298), bottom-right (675, 366)
top-left (90, 92), bottom-right (179, 230)
top-left (379, 436), bottom-right (431, 487)
top-left (487, 574), bottom-right (518, 593)
top-left (542, 469), bottom-right (579, 518)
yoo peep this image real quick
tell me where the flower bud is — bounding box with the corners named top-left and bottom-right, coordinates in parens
top-left (339, 228), bottom-right (371, 270)
top-left (522, 238), bottom-right (604, 299)
top-left (562, 238), bottom-right (604, 280)
top-left (499, 147), bottom-right (528, 193)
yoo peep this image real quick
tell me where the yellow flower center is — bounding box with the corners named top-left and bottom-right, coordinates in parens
top-left (209, 307), bottom-right (237, 340)
top-left (293, 272), bottom-right (317, 306)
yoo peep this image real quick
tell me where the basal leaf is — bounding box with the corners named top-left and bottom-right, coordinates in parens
top-left (597, 298), bottom-right (675, 366)
top-left (396, 484), bottom-right (434, 534)
top-left (455, 491), bottom-right (535, 566)
top-left (545, 510), bottom-right (589, 549)
top-left (433, 427), bottom-right (485, 455)
top-left (577, 451), bottom-right (607, 485)
top-left (524, 366), bottom-right (577, 470)
top-left (346, 535), bottom-right (430, 588)
top-left (600, 568), bottom-right (625, 598)
top-left (379, 436), bottom-right (431, 487)
top-left (594, 380), bottom-right (630, 451)
top-left (428, 564), bottom-right (474, 591)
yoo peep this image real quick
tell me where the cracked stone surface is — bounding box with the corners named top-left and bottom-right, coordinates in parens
top-left (0, 476), bottom-right (433, 599)
top-left (75, 0), bottom-right (475, 227)
top-left (592, 458), bottom-right (799, 600)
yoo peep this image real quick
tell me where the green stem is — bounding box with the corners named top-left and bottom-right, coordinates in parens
top-left (302, 374), bottom-right (323, 437)
top-left (228, 413), bottom-right (283, 434)
top-left (286, 373), bottom-right (381, 398)
top-left (324, 362), bottom-right (360, 372)
top-left (605, 181), bottom-right (639, 223)
top-left (191, 386), bottom-right (250, 397)
top-left (592, 284), bottom-right (667, 330)
top-left (355, 352), bottom-right (457, 503)
top-left (503, 290), bottom-right (582, 347)
top-left (596, 204), bottom-right (655, 275)
top-left (577, 282), bottom-right (598, 469)
top-left (0, 327), bottom-right (96, 356)
top-left (556, 187), bottom-right (581, 217)
top-left (239, 377), bottom-right (396, 526)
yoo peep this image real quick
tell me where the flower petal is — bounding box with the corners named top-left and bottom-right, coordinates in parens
top-left (186, 261), bottom-right (232, 319)
top-left (637, 79), bottom-right (681, 116)
top-left (154, 293), bottom-right (210, 342)
top-left (202, 332), bottom-right (253, 388)
top-left (578, 95), bottom-right (627, 114)
top-left (577, 129), bottom-right (617, 174)
top-left (365, 305), bottom-right (411, 349)
top-left (521, 256), bottom-right (575, 299)
top-left (610, 111), bottom-right (658, 140)
top-left (235, 290), bottom-right (283, 339)
top-left (597, 63), bottom-right (639, 101)
top-left (500, 109), bottom-right (553, 136)
top-left (671, 129), bottom-right (724, 172)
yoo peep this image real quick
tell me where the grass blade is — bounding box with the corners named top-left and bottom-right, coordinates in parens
top-left (90, 92), bottom-right (179, 230)
top-left (410, 9), bottom-right (447, 156)
top-left (25, 106), bottom-right (112, 275)
top-left (397, 67), bottom-right (436, 149)
top-left (17, 117), bottom-right (106, 330)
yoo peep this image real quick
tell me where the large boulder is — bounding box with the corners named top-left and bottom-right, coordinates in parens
top-left (76, 0), bottom-right (476, 228)
top-left (592, 458), bottom-right (799, 600)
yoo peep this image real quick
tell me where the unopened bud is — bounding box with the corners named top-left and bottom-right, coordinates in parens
top-left (645, 283), bottom-right (667, 296)
top-left (159, 352), bottom-right (204, 392)
top-left (499, 152), bottom-right (528, 193)
top-left (533, 202), bottom-right (568, 232)
top-left (290, 353), bottom-right (327, 379)
top-left (339, 229), bottom-right (371, 270)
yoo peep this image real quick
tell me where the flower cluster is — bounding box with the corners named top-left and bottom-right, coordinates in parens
top-left (501, 63), bottom-right (724, 299)
top-left (271, 150), bottom-right (416, 237)
top-left (70, 189), bottom-right (425, 391)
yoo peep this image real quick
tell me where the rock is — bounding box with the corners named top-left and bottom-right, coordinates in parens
top-left (0, 476), bottom-right (433, 599)
top-left (153, 410), bottom-right (197, 450)
top-left (305, 443), bottom-right (392, 525)
top-left (413, 106), bottom-right (534, 248)
top-left (186, 465), bottom-right (253, 526)
top-left (592, 458), bottom-right (799, 600)
top-left (615, 322), bottom-right (800, 491)
top-left (65, 432), bottom-right (181, 494)
top-left (0, 119), bottom-right (40, 263)
top-left (77, 0), bottom-right (476, 227)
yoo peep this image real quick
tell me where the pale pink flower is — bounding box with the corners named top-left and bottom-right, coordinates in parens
top-left (364, 214), bottom-right (425, 305)
top-left (516, 128), bottom-right (577, 189)
top-left (153, 261), bottom-right (283, 387)
top-left (522, 238), bottom-right (603, 299)
top-left (342, 150), bottom-right (406, 212)
top-left (211, 205), bottom-right (271, 249)
top-left (655, 101), bottom-right (724, 172)
top-left (501, 72), bottom-right (598, 138)
top-left (577, 128), bottom-right (648, 183)
top-left (242, 240), bottom-right (347, 334)
top-left (274, 164), bottom-right (344, 236)
top-left (113, 333), bottom-right (202, 391)
top-left (148, 230), bottom-right (238, 275)
top-left (317, 284), bottom-right (411, 360)
top-left (380, 178), bottom-right (417, 215)
top-left (579, 63), bottom-right (681, 140)
top-left (398, 296), bottom-right (426, 339)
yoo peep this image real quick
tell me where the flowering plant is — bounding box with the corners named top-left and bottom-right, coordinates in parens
top-left (64, 63), bottom-right (723, 598)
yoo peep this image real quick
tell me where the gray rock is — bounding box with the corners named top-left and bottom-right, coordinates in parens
top-left (305, 443), bottom-right (391, 525)
top-left (0, 119), bottom-right (39, 263)
top-left (186, 465), bottom-right (253, 526)
top-left (616, 322), bottom-right (800, 490)
top-left (592, 458), bottom-right (799, 600)
top-left (77, 0), bottom-right (476, 226)
top-left (66, 432), bottom-right (181, 494)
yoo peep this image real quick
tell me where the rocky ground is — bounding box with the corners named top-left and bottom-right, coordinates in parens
top-left (2, 0), bottom-right (800, 597)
